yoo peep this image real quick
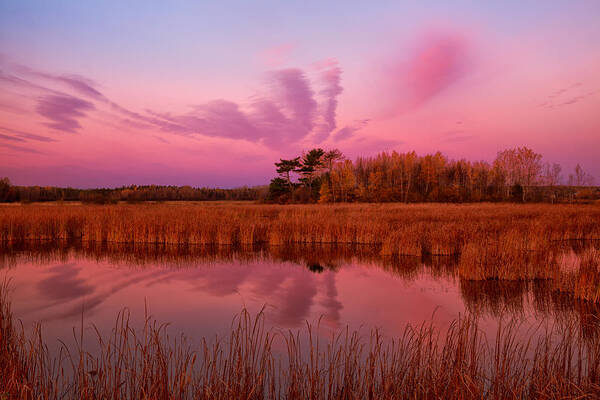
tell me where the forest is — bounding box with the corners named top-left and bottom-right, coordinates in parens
top-left (267, 147), bottom-right (598, 203)
top-left (0, 147), bottom-right (597, 204)
top-left (0, 179), bottom-right (262, 204)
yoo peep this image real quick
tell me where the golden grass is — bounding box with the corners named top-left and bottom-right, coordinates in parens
top-left (1, 203), bottom-right (598, 247)
top-left (1, 281), bottom-right (600, 399)
top-left (2, 202), bottom-right (600, 301)
top-left (457, 234), bottom-right (555, 280)
top-left (554, 248), bottom-right (600, 303)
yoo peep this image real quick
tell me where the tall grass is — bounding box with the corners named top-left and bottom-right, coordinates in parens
top-left (1, 281), bottom-right (599, 399)
top-left (1, 203), bottom-right (599, 248)
top-left (457, 229), bottom-right (557, 281)
top-left (3, 203), bottom-right (600, 287)
top-left (554, 248), bottom-right (600, 302)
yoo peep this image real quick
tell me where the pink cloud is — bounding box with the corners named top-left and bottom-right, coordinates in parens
top-left (407, 32), bottom-right (470, 104)
top-left (16, 65), bottom-right (106, 101)
top-left (0, 126), bottom-right (58, 142)
top-left (0, 133), bottom-right (25, 142)
top-left (313, 59), bottom-right (344, 142)
top-left (140, 68), bottom-right (324, 147)
top-left (267, 68), bottom-right (318, 133)
top-left (50, 75), bottom-right (105, 100)
top-left (384, 30), bottom-right (473, 111)
top-left (177, 100), bottom-right (259, 140)
top-left (0, 142), bottom-right (45, 154)
top-left (332, 119), bottom-right (369, 142)
top-left (2, 59), bottom-right (348, 150)
top-left (537, 83), bottom-right (598, 109)
top-left (36, 95), bottom-right (95, 133)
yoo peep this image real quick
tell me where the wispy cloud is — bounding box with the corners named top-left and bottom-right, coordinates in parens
top-left (138, 67), bottom-right (343, 148)
top-left (313, 59), bottom-right (344, 142)
top-left (2, 58), bottom-right (348, 149)
top-left (0, 142), bottom-right (44, 154)
top-left (153, 135), bottom-right (170, 144)
top-left (333, 119), bottom-right (369, 142)
top-left (16, 64), bottom-right (107, 101)
top-left (36, 95), bottom-right (95, 133)
top-left (405, 31), bottom-right (472, 106)
top-left (267, 68), bottom-right (318, 134)
top-left (381, 30), bottom-right (474, 114)
top-left (0, 126), bottom-right (58, 142)
top-left (538, 83), bottom-right (598, 109)
top-left (0, 133), bottom-right (25, 142)
top-left (47, 74), bottom-right (105, 100)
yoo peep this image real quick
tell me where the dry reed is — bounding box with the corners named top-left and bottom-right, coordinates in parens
top-left (554, 247), bottom-right (600, 302)
top-left (1, 203), bottom-right (599, 249)
top-left (2, 202), bottom-right (600, 301)
top-left (1, 280), bottom-right (600, 399)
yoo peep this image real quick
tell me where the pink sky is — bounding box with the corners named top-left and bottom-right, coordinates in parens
top-left (1, 1), bottom-right (599, 187)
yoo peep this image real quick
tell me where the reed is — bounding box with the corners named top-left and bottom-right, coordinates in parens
top-left (1, 202), bottom-right (600, 297)
top-left (457, 231), bottom-right (557, 280)
top-left (1, 282), bottom-right (599, 399)
top-left (554, 247), bottom-right (600, 302)
top-left (1, 203), bottom-right (599, 248)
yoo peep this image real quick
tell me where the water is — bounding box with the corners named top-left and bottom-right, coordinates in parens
top-left (1, 243), bottom-right (597, 355)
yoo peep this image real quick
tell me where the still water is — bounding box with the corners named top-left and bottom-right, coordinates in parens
top-left (1, 243), bottom-right (597, 353)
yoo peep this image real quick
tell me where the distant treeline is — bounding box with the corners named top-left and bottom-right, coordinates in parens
top-left (0, 179), bottom-right (265, 204)
top-left (267, 147), bottom-right (599, 203)
top-left (1, 146), bottom-right (598, 204)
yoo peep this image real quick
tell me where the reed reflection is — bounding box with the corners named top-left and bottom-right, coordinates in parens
top-left (1, 240), bottom-right (597, 340)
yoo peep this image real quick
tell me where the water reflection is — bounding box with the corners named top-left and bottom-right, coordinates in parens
top-left (38, 262), bottom-right (94, 301)
top-left (1, 241), bottom-right (598, 346)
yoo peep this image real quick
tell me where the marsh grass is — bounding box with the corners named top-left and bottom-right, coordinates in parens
top-left (2, 203), bottom-right (599, 301)
top-left (554, 248), bottom-right (600, 303)
top-left (1, 279), bottom-right (600, 399)
top-left (1, 203), bottom-right (599, 248)
top-left (1, 200), bottom-right (600, 400)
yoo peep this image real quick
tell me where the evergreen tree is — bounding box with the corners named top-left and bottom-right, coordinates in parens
top-left (298, 149), bottom-right (325, 190)
top-left (274, 157), bottom-right (301, 188)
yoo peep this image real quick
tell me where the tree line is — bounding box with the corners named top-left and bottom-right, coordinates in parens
top-left (0, 180), bottom-right (264, 204)
top-left (267, 147), bottom-right (598, 203)
top-left (1, 147), bottom-right (596, 204)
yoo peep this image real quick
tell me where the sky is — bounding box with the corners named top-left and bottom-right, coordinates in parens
top-left (1, 0), bottom-right (599, 188)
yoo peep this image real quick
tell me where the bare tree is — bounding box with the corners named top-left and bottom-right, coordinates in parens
top-left (543, 162), bottom-right (562, 186)
top-left (569, 164), bottom-right (595, 186)
top-left (494, 147), bottom-right (542, 200)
